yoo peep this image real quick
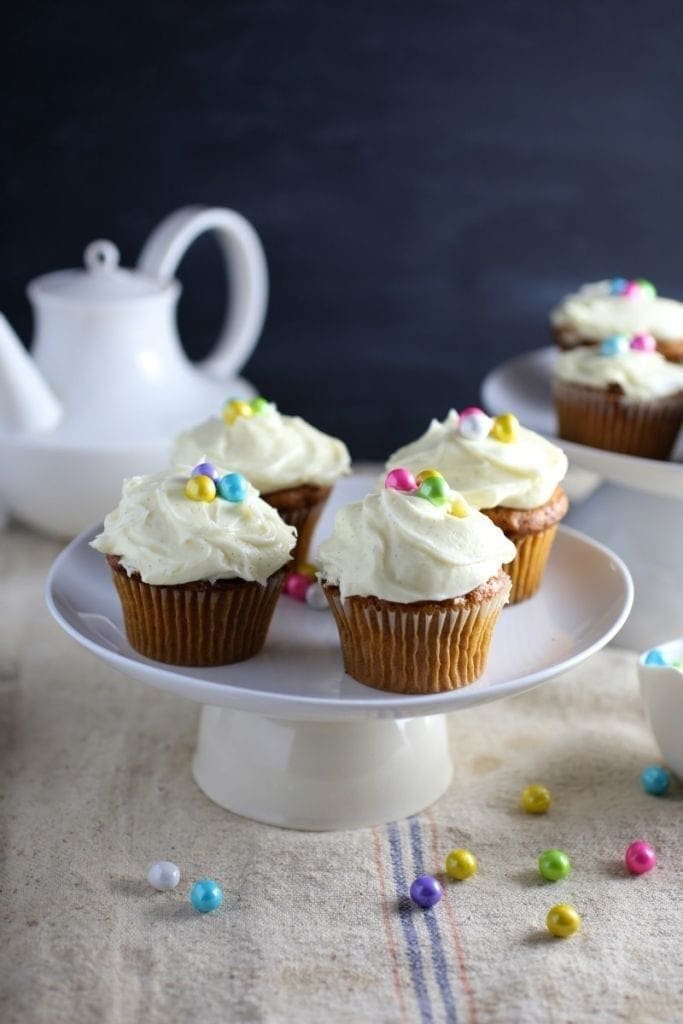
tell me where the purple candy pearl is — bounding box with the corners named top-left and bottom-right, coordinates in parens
top-left (409, 874), bottom-right (443, 908)
top-left (630, 333), bottom-right (656, 352)
top-left (191, 461), bottom-right (219, 481)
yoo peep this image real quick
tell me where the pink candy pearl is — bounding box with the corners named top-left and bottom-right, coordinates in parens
top-left (385, 468), bottom-right (417, 492)
top-left (623, 281), bottom-right (640, 297)
top-left (625, 840), bottom-right (657, 875)
top-left (284, 572), bottom-right (313, 601)
top-left (459, 406), bottom-right (484, 419)
top-left (630, 333), bottom-right (656, 352)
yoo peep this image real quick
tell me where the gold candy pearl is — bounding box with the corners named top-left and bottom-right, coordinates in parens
top-left (223, 399), bottom-right (255, 425)
top-left (449, 498), bottom-right (469, 518)
top-left (185, 474), bottom-right (217, 502)
top-left (415, 468), bottom-right (443, 486)
top-left (489, 413), bottom-right (519, 443)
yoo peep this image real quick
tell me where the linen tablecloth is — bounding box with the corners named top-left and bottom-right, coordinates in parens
top-left (2, 523), bottom-right (681, 1024)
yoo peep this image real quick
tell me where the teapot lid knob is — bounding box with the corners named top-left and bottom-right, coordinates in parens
top-left (84, 240), bottom-right (120, 273)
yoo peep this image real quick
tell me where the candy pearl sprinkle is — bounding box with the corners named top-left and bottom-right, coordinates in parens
top-left (546, 903), bottom-right (581, 938)
top-left (185, 474), bottom-right (217, 502)
top-left (409, 875), bottom-right (443, 908)
top-left (147, 860), bottom-right (181, 891)
top-left (305, 582), bottom-right (329, 610)
top-left (458, 408), bottom-right (492, 441)
top-left (521, 784), bottom-right (552, 814)
top-left (640, 764), bottom-right (671, 796)
top-left (625, 840), bottom-right (657, 875)
top-left (284, 571), bottom-right (313, 601)
top-left (217, 472), bottom-right (248, 503)
top-left (190, 879), bottom-right (223, 913)
top-left (630, 333), bottom-right (656, 352)
top-left (385, 468), bottom-right (417, 492)
top-left (599, 334), bottom-right (629, 357)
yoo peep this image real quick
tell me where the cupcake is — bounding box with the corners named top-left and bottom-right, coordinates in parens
top-left (171, 398), bottom-right (350, 565)
top-left (553, 334), bottom-right (683, 460)
top-left (385, 409), bottom-right (568, 604)
top-left (90, 462), bottom-right (296, 666)
top-left (317, 470), bottom-right (516, 694)
top-left (550, 278), bottom-right (683, 363)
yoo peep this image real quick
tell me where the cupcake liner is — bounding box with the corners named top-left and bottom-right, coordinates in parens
top-left (503, 525), bottom-right (558, 604)
top-left (554, 381), bottom-right (683, 459)
top-left (322, 573), bottom-right (510, 694)
top-left (263, 484), bottom-right (331, 565)
top-left (108, 558), bottom-right (285, 666)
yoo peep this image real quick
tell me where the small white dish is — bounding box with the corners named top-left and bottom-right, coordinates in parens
top-left (46, 474), bottom-right (633, 830)
top-left (481, 346), bottom-right (683, 499)
top-left (638, 641), bottom-right (683, 779)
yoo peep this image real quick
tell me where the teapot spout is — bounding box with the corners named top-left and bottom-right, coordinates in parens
top-left (0, 313), bottom-right (62, 433)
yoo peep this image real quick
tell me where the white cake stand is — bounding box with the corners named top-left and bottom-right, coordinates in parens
top-left (45, 490), bottom-right (632, 831)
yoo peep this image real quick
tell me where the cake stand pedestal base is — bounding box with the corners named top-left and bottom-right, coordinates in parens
top-left (192, 706), bottom-right (453, 830)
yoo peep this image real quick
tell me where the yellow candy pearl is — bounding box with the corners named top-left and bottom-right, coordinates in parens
top-left (223, 399), bottom-right (255, 425)
top-left (185, 474), bottom-right (217, 502)
top-left (297, 562), bottom-right (318, 580)
top-left (445, 848), bottom-right (478, 881)
top-left (449, 499), bottom-right (470, 518)
top-left (415, 468), bottom-right (443, 486)
top-left (490, 412), bottom-right (519, 443)
top-left (520, 784), bottom-right (552, 814)
top-left (546, 903), bottom-right (581, 938)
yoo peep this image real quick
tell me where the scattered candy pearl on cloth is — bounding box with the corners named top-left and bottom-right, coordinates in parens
top-left (384, 468), bottom-right (417, 492)
top-left (630, 332), bottom-right (656, 352)
top-left (190, 879), bottom-right (223, 913)
top-left (538, 849), bottom-right (572, 881)
top-left (284, 572), bottom-right (313, 601)
top-left (644, 648), bottom-right (668, 666)
top-left (546, 903), bottom-right (581, 938)
top-left (599, 334), bottom-right (630, 357)
top-left (185, 474), bottom-right (217, 502)
top-left (520, 784), bottom-right (552, 814)
top-left (489, 412), bottom-right (519, 443)
top-left (147, 860), bottom-right (181, 891)
top-left (458, 408), bottom-right (492, 440)
top-left (625, 841), bottom-right (657, 875)
top-left (409, 875), bottom-right (443, 908)
top-left (445, 848), bottom-right (478, 881)
top-left (641, 764), bottom-right (671, 796)
top-left (305, 582), bottom-right (328, 610)
top-left (217, 472), bottom-right (248, 503)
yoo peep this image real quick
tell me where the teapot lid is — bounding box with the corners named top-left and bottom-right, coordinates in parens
top-left (27, 240), bottom-right (178, 304)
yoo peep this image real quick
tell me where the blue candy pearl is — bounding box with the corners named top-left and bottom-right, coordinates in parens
top-left (217, 472), bottom-right (248, 502)
top-left (409, 874), bottom-right (443, 908)
top-left (641, 764), bottom-right (671, 796)
top-left (190, 879), bottom-right (223, 913)
top-left (610, 277), bottom-right (628, 295)
top-left (191, 461), bottom-right (219, 481)
top-left (644, 648), bottom-right (668, 667)
top-left (599, 334), bottom-right (629, 356)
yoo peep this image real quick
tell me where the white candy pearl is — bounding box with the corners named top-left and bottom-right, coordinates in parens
top-left (458, 410), bottom-right (492, 441)
top-left (305, 582), bottom-right (329, 610)
top-left (147, 860), bottom-right (181, 891)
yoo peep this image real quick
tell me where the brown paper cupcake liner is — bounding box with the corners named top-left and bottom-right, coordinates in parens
top-left (107, 557), bottom-right (286, 666)
top-left (322, 571), bottom-right (511, 694)
top-left (263, 484), bottom-right (331, 565)
top-left (554, 381), bottom-right (683, 459)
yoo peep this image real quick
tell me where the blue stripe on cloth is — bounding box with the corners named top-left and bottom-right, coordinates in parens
top-left (386, 821), bottom-right (434, 1024)
top-left (409, 816), bottom-right (458, 1024)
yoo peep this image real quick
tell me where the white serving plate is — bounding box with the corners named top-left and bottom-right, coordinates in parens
top-left (482, 346), bottom-right (683, 499)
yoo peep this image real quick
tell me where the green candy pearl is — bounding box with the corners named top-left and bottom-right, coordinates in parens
top-left (417, 476), bottom-right (449, 505)
top-left (636, 278), bottom-right (657, 299)
top-left (538, 849), bottom-right (572, 881)
top-left (250, 397), bottom-right (269, 413)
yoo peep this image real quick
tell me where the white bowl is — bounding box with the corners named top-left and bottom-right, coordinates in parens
top-left (638, 640), bottom-right (683, 779)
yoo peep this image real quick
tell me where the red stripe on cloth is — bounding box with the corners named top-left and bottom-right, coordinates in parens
top-left (372, 826), bottom-right (409, 1022)
top-left (426, 809), bottom-right (479, 1024)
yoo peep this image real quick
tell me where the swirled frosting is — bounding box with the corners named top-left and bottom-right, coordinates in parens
top-left (317, 486), bottom-right (516, 602)
top-left (554, 348), bottom-right (683, 400)
top-left (91, 468), bottom-right (296, 585)
top-left (171, 404), bottom-right (351, 492)
top-left (385, 411), bottom-right (567, 510)
top-left (551, 280), bottom-right (683, 341)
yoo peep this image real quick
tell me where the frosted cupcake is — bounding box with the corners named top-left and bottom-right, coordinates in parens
top-left (553, 334), bottom-right (683, 459)
top-left (385, 409), bottom-right (568, 603)
top-left (171, 398), bottom-right (350, 565)
top-left (551, 278), bottom-right (683, 363)
top-left (91, 462), bottom-right (296, 666)
top-left (317, 470), bottom-right (515, 694)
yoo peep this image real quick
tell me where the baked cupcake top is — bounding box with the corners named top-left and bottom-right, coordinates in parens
top-left (171, 397), bottom-right (351, 493)
top-left (551, 278), bottom-right (683, 342)
top-left (385, 409), bottom-right (567, 511)
top-left (317, 468), bottom-right (516, 603)
top-left (91, 462), bottom-right (296, 586)
top-left (554, 336), bottom-right (683, 400)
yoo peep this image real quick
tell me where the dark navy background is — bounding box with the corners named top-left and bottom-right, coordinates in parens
top-left (4, 2), bottom-right (683, 458)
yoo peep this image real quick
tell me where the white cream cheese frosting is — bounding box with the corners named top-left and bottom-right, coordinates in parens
top-left (551, 280), bottom-right (683, 341)
top-left (91, 468), bottom-right (296, 586)
top-left (171, 402), bottom-right (351, 492)
top-left (385, 411), bottom-right (567, 511)
top-left (554, 347), bottom-right (683, 401)
top-left (317, 485), bottom-right (516, 603)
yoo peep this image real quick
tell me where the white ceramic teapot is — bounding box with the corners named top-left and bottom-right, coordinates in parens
top-left (0, 206), bottom-right (268, 537)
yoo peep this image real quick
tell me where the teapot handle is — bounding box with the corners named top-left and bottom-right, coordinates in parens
top-left (137, 205), bottom-right (268, 380)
